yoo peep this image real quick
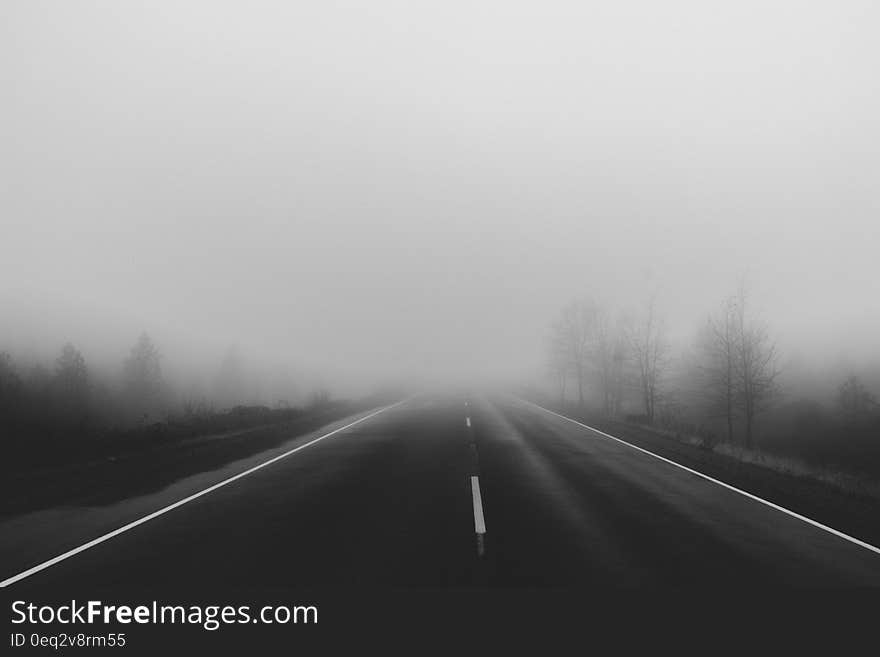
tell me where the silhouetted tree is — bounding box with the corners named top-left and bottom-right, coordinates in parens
top-left (547, 322), bottom-right (570, 407)
top-left (699, 295), bottom-right (738, 443)
top-left (592, 307), bottom-right (628, 418)
top-left (626, 297), bottom-right (667, 424)
top-left (123, 333), bottom-right (162, 399)
top-left (552, 300), bottom-right (598, 407)
top-left (732, 285), bottom-right (780, 449)
top-left (54, 343), bottom-right (88, 404)
top-left (121, 332), bottom-right (164, 423)
top-left (549, 299), bottom-right (629, 414)
top-left (838, 375), bottom-right (877, 417)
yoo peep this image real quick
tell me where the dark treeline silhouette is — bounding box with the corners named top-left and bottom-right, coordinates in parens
top-left (0, 333), bottom-right (335, 471)
top-left (546, 285), bottom-right (880, 480)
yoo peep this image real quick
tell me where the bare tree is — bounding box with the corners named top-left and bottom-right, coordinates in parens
top-left (592, 307), bottom-right (628, 418)
top-left (699, 295), bottom-right (738, 443)
top-left (732, 285), bottom-right (780, 449)
top-left (608, 321), bottom-right (628, 418)
top-left (546, 323), bottom-right (569, 408)
top-left (626, 297), bottom-right (667, 424)
top-left (552, 300), bottom-right (598, 408)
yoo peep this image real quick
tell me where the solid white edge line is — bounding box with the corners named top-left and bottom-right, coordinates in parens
top-left (471, 475), bottom-right (486, 534)
top-left (0, 398), bottom-right (414, 588)
top-left (516, 397), bottom-right (880, 557)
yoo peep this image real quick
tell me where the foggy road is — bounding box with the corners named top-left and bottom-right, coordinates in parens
top-left (3, 394), bottom-right (880, 592)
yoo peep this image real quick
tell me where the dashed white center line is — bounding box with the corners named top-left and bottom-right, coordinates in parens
top-left (465, 408), bottom-right (485, 555)
top-left (471, 475), bottom-right (487, 535)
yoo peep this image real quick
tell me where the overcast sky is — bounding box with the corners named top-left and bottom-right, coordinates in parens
top-left (2, 1), bottom-right (878, 391)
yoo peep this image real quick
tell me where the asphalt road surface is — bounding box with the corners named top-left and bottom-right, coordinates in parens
top-left (4, 393), bottom-right (880, 593)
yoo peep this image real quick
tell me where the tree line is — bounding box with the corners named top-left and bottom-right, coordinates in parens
top-left (0, 333), bottom-right (166, 440)
top-left (547, 284), bottom-right (880, 455)
top-left (547, 285), bottom-right (782, 449)
top-left (0, 332), bottom-right (339, 470)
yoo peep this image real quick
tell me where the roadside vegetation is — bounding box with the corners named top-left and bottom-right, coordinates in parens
top-left (0, 333), bottom-right (339, 472)
top-left (545, 283), bottom-right (880, 483)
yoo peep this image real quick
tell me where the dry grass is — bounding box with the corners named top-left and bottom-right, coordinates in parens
top-left (711, 441), bottom-right (880, 502)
